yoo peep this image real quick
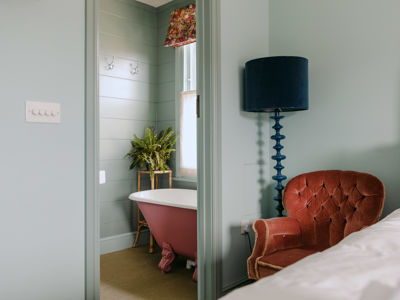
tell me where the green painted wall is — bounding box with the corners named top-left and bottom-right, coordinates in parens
top-left (155, 2), bottom-right (178, 189)
top-left (99, 0), bottom-right (195, 249)
top-left (99, 0), bottom-right (157, 243)
top-left (156, 4), bottom-right (176, 130)
top-left (268, 0), bottom-right (400, 217)
top-left (0, 0), bottom-right (85, 298)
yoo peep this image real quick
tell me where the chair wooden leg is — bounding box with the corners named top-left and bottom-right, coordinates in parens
top-left (132, 224), bottom-right (142, 248)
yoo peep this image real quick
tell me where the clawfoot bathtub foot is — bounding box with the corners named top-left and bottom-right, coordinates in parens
top-left (158, 242), bottom-right (175, 273)
top-left (192, 253), bottom-right (197, 282)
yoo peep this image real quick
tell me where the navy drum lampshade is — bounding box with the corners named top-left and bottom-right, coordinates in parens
top-left (244, 56), bottom-right (308, 112)
top-left (244, 56), bottom-right (309, 217)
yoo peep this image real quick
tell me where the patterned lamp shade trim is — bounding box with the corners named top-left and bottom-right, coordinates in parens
top-left (164, 3), bottom-right (196, 48)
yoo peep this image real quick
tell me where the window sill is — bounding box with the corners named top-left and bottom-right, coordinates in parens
top-left (173, 176), bottom-right (197, 183)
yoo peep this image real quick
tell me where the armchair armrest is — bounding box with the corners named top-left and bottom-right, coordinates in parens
top-left (247, 217), bottom-right (302, 279)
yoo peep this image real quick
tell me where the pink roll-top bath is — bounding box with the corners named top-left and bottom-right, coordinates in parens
top-left (129, 188), bottom-right (197, 281)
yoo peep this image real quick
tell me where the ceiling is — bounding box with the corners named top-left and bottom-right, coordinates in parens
top-left (136, 0), bottom-right (173, 7)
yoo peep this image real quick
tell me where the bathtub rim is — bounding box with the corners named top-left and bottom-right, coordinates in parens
top-left (129, 188), bottom-right (197, 210)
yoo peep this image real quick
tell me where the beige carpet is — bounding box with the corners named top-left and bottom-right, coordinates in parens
top-left (100, 245), bottom-right (197, 300)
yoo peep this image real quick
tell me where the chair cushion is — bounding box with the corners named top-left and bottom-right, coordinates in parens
top-left (257, 247), bottom-right (320, 270)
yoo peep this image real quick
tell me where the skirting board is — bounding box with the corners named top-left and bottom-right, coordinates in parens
top-left (222, 276), bottom-right (251, 295)
top-left (100, 229), bottom-right (150, 255)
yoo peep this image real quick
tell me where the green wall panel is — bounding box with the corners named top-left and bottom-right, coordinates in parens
top-left (99, 0), bottom-right (157, 240)
top-left (99, 0), bottom-right (196, 244)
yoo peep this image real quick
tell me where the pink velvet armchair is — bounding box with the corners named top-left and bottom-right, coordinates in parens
top-left (248, 170), bottom-right (385, 280)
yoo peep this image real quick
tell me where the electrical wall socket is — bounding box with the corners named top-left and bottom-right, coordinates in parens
top-left (241, 219), bottom-right (250, 235)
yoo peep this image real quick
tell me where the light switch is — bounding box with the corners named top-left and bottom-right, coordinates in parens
top-left (99, 170), bottom-right (106, 184)
top-left (26, 101), bottom-right (61, 123)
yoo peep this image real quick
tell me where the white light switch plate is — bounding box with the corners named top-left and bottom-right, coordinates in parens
top-left (99, 170), bottom-right (106, 184)
top-left (26, 101), bottom-right (61, 123)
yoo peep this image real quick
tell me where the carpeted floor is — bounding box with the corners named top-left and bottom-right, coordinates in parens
top-left (100, 245), bottom-right (197, 300)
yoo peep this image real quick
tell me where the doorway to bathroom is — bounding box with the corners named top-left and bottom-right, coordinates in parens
top-left (96, 0), bottom-right (198, 299)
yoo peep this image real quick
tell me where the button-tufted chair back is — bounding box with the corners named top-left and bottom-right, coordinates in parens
top-left (284, 170), bottom-right (385, 249)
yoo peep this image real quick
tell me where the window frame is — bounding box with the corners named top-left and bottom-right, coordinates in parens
top-left (175, 43), bottom-right (197, 182)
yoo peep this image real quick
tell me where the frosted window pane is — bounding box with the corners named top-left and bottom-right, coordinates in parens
top-left (179, 91), bottom-right (197, 177)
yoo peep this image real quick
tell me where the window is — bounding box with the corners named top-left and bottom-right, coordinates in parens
top-left (177, 43), bottom-right (197, 178)
top-left (183, 42), bottom-right (196, 91)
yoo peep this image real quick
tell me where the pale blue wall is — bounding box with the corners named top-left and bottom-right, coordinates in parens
top-left (219, 0), bottom-right (270, 291)
top-left (268, 0), bottom-right (400, 218)
top-left (0, 1), bottom-right (85, 299)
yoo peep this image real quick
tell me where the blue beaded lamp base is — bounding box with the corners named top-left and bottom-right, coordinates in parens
top-left (271, 110), bottom-right (287, 217)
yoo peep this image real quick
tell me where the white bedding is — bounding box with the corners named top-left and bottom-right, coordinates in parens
top-left (221, 209), bottom-right (400, 300)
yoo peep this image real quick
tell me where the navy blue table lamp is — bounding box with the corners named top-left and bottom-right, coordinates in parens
top-left (244, 56), bottom-right (309, 217)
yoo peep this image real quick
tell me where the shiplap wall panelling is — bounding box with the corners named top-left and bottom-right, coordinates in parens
top-left (99, 0), bottom-right (157, 242)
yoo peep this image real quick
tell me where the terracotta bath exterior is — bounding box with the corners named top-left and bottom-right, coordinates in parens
top-left (129, 188), bottom-right (197, 280)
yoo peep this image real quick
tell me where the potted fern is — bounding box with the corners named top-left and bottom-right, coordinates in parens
top-left (126, 126), bottom-right (176, 181)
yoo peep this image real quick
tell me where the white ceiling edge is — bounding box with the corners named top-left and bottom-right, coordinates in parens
top-left (136, 0), bottom-right (173, 7)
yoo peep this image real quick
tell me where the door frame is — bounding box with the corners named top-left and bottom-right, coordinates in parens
top-left (84, 0), bottom-right (222, 299)
top-left (85, 0), bottom-right (100, 299)
top-left (196, 0), bottom-right (222, 299)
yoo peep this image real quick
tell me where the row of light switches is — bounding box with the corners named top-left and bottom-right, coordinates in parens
top-left (30, 109), bottom-right (59, 117)
top-left (26, 101), bottom-right (61, 123)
